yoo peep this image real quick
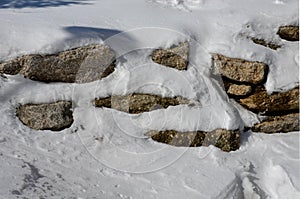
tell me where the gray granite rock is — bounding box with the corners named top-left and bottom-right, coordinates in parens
top-left (227, 84), bottom-right (252, 96)
top-left (152, 42), bottom-right (189, 70)
top-left (93, 93), bottom-right (189, 114)
top-left (252, 113), bottom-right (299, 133)
top-left (147, 129), bottom-right (240, 152)
top-left (212, 54), bottom-right (268, 84)
top-left (1, 44), bottom-right (115, 83)
top-left (17, 101), bottom-right (73, 131)
top-left (239, 86), bottom-right (299, 114)
top-left (277, 25), bottom-right (299, 41)
top-left (251, 37), bottom-right (281, 50)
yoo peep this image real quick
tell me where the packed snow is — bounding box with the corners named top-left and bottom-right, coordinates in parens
top-left (0, 0), bottom-right (299, 198)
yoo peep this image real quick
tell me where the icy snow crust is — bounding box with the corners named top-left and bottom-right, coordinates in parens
top-left (0, 0), bottom-right (299, 198)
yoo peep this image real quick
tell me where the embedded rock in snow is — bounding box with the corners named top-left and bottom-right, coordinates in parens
top-left (252, 113), bottom-right (299, 133)
top-left (1, 44), bottom-right (115, 83)
top-left (227, 84), bottom-right (252, 96)
top-left (93, 93), bottom-right (189, 114)
top-left (239, 86), bottom-right (299, 114)
top-left (251, 37), bottom-right (281, 50)
top-left (277, 25), bottom-right (299, 41)
top-left (147, 129), bottom-right (240, 152)
top-left (151, 42), bottom-right (189, 70)
top-left (16, 101), bottom-right (73, 131)
top-left (212, 54), bottom-right (268, 84)
top-left (0, 57), bottom-right (25, 75)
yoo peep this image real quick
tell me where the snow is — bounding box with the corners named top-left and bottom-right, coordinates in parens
top-left (0, 0), bottom-right (299, 198)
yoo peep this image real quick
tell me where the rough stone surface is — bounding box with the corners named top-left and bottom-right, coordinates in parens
top-left (151, 42), bottom-right (189, 70)
top-left (93, 93), bottom-right (189, 114)
top-left (16, 101), bottom-right (73, 131)
top-left (251, 37), bottom-right (281, 50)
top-left (147, 129), bottom-right (240, 152)
top-left (227, 84), bottom-right (252, 96)
top-left (277, 25), bottom-right (299, 41)
top-left (212, 54), bottom-right (268, 84)
top-left (239, 86), bottom-right (299, 114)
top-left (1, 44), bottom-right (115, 83)
top-left (252, 113), bottom-right (299, 133)
top-left (0, 57), bottom-right (25, 75)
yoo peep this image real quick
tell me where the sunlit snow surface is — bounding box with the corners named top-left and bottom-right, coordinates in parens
top-left (0, 0), bottom-right (299, 198)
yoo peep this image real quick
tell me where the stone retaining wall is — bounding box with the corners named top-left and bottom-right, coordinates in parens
top-left (1, 25), bottom-right (298, 152)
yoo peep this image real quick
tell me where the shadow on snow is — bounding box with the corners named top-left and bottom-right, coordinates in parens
top-left (0, 0), bottom-right (90, 9)
top-left (63, 26), bottom-right (123, 41)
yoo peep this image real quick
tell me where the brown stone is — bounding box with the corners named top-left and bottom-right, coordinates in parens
top-left (251, 37), bottom-right (281, 50)
top-left (1, 44), bottom-right (115, 83)
top-left (212, 54), bottom-right (268, 84)
top-left (227, 84), bottom-right (252, 96)
top-left (93, 93), bottom-right (189, 114)
top-left (16, 101), bottom-right (73, 131)
top-left (277, 25), bottom-right (299, 41)
top-left (151, 42), bottom-right (189, 70)
top-left (239, 86), bottom-right (299, 114)
top-left (252, 113), bottom-right (299, 133)
top-left (147, 129), bottom-right (240, 152)
top-left (0, 57), bottom-right (24, 75)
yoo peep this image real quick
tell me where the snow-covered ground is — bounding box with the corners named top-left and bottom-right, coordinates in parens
top-left (0, 0), bottom-right (299, 198)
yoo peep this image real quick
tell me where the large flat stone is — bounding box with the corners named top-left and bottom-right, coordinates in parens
top-left (212, 54), bottom-right (268, 84)
top-left (252, 113), bottom-right (299, 133)
top-left (239, 86), bottom-right (299, 114)
top-left (93, 93), bottom-right (189, 114)
top-left (147, 129), bottom-right (240, 152)
top-left (1, 44), bottom-right (115, 83)
top-left (16, 101), bottom-right (73, 131)
top-left (151, 42), bottom-right (189, 70)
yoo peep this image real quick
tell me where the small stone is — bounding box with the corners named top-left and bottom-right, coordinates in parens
top-left (252, 113), bottom-right (299, 133)
top-left (251, 37), bottom-right (281, 50)
top-left (93, 93), bottom-right (189, 114)
top-left (227, 84), bottom-right (252, 96)
top-left (212, 54), bottom-right (268, 84)
top-left (1, 44), bottom-right (115, 83)
top-left (151, 42), bottom-right (189, 70)
top-left (147, 129), bottom-right (240, 152)
top-left (277, 25), bottom-right (299, 41)
top-left (16, 101), bottom-right (73, 131)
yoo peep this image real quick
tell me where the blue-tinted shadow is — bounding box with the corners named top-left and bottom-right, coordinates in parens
top-left (0, 0), bottom-right (90, 9)
top-left (64, 26), bottom-right (122, 41)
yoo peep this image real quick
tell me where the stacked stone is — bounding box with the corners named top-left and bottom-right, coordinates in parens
top-left (212, 53), bottom-right (299, 133)
top-left (1, 24), bottom-right (298, 151)
top-left (146, 42), bottom-right (240, 151)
